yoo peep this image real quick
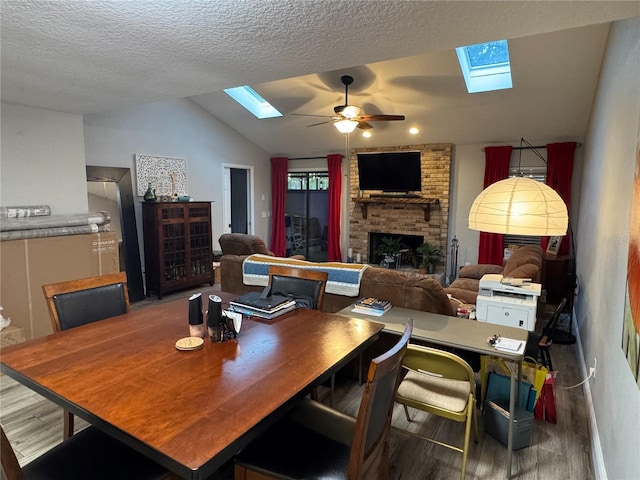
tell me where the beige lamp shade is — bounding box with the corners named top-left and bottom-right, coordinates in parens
top-left (468, 177), bottom-right (568, 236)
top-left (333, 118), bottom-right (358, 133)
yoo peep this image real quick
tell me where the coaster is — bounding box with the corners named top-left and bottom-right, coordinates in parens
top-left (175, 337), bottom-right (204, 351)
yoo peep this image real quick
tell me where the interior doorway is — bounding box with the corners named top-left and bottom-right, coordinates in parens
top-left (223, 165), bottom-right (253, 234)
top-left (86, 166), bottom-right (145, 302)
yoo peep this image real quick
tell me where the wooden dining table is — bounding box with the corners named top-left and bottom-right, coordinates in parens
top-left (0, 291), bottom-right (383, 480)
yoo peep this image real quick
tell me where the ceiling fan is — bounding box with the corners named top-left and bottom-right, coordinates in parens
top-left (294, 75), bottom-right (405, 133)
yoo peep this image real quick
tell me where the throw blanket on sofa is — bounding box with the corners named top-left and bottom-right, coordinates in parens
top-left (242, 254), bottom-right (369, 297)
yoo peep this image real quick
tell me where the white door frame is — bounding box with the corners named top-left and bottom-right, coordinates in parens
top-left (222, 164), bottom-right (254, 234)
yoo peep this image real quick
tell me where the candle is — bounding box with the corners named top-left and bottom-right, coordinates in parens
top-left (356, 253), bottom-right (362, 263)
top-left (348, 247), bottom-right (353, 257)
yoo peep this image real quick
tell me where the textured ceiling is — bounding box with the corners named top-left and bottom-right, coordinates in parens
top-left (2, 1), bottom-right (639, 155)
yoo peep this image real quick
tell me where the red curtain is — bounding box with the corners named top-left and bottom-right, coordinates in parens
top-left (327, 154), bottom-right (343, 261)
top-left (478, 146), bottom-right (512, 265)
top-left (541, 142), bottom-right (576, 256)
top-left (269, 157), bottom-right (288, 257)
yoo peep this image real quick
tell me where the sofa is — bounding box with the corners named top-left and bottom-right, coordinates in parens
top-left (445, 245), bottom-right (544, 307)
top-left (219, 244), bottom-right (455, 317)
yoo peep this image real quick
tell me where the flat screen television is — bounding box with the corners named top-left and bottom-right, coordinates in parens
top-left (357, 151), bottom-right (422, 193)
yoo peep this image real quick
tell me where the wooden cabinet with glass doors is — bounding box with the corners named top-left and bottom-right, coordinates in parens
top-left (142, 202), bottom-right (214, 299)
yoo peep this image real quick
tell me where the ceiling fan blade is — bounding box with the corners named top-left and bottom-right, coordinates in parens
top-left (357, 114), bottom-right (405, 122)
top-left (291, 113), bottom-right (334, 118)
top-left (357, 122), bottom-right (373, 130)
top-left (306, 120), bottom-right (333, 127)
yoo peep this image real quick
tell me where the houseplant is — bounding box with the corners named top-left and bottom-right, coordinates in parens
top-left (416, 242), bottom-right (442, 273)
top-left (375, 237), bottom-right (404, 268)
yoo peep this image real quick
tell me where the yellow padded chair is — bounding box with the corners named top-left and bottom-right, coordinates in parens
top-left (395, 344), bottom-right (478, 480)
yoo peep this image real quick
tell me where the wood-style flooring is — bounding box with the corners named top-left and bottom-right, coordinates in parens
top-left (1, 288), bottom-right (593, 480)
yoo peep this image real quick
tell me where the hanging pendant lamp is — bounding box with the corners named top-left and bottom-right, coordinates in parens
top-left (468, 176), bottom-right (568, 236)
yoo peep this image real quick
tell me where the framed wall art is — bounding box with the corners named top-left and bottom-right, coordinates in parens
top-left (623, 143), bottom-right (640, 388)
top-left (135, 154), bottom-right (188, 197)
top-left (546, 236), bottom-right (562, 255)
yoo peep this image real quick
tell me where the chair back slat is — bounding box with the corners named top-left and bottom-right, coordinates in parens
top-left (349, 319), bottom-right (413, 478)
top-left (42, 272), bottom-right (130, 332)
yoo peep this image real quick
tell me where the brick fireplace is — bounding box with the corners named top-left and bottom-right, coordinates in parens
top-left (348, 143), bottom-right (452, 271)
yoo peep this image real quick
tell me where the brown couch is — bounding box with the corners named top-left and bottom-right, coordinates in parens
top-left (220, 253), bottom-right (455, 316)
top-left (445, 245), bottom-right (544, 307)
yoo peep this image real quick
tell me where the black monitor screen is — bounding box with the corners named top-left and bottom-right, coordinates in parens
top-left (357, 152), bottom-right (422, 192)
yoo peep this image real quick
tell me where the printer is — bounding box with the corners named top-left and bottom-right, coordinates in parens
top-left (476, 274), bottom-right (542, 331)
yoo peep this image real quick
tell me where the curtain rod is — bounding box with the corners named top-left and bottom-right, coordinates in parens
top-left (482, 142), bottom-right (581, 152)
top-left (288, 155), bottom-right (344, 160)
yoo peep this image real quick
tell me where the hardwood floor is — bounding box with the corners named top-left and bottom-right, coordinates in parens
top-left (1, 288), bottom-right (593, 479)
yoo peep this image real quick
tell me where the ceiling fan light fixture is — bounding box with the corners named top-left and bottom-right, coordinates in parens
top-left (409, 127), bottom-right (420, 135)
top-left (341, 105), bottom-right (361, 118)
top-left (362, 131), bottom-right (372, 138)
top-left (334, 119), bottom-right (359, 133)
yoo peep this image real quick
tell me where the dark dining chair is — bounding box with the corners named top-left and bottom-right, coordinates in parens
top-left (42, 272), bottom-right (130, 439)
top-left (1, 424), bottom-right (175, 480)
top-left (267, 264), bottom-right (328, 310)
top-left (234, 319), bottom-right (413, 480)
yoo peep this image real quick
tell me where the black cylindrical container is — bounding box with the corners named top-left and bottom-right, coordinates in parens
top-left (188, 293), bottom-right (204, 338)
top-left (206, 294), bottom-right (223, 342)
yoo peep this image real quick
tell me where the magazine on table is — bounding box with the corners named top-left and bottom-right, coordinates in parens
top-left (354, 297), bottom-right (392, 311)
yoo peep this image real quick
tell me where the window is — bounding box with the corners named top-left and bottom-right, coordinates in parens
top-left (224, 86), bottom-right (282, 119)
top-left (456, 40), bottom-right (513, 93)
top-left (504, 165), bottom-right (547, 248)
top-left (287, 172), bottom-right (328, 191)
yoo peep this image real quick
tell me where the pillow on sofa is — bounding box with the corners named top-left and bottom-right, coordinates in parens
top-left (458, 264), bottom-right (503, 280)
top-left (503, 245), bottom-right (543, 280)
top-left (503, 262), bottom-right (539, 279)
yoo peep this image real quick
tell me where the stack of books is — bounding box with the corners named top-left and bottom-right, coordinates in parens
top-left (229, 292), bottom-right (297, 320)
top-left (351, 297), bottom-right (392, 316)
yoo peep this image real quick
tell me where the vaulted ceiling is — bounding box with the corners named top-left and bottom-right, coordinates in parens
top-left (2, 1), bottom-right (638, 157)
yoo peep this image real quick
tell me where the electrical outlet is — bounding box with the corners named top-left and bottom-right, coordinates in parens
top-left (589, 358), bottom-right (597, 379)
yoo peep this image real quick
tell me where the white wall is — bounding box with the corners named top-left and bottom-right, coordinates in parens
top-left (574, 17), bottom-right (640, 480)
top-left (1, 103), bottom-right (88, 214)
top-left (83, 98), bottom-right (272, 263)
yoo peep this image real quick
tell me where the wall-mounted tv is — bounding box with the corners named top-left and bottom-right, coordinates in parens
top-left (357, 151), bottom-right (422, 193)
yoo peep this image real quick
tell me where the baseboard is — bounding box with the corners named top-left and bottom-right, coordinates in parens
top-left (574, 316), bottom-right (607, 479)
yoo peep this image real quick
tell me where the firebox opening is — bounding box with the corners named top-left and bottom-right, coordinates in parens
top-left (368, 233), bottom-right (424, 268)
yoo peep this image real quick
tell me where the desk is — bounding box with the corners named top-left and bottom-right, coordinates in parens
top-left (1, 292), bottom-right (383, 480)
top-left (338, 304), bottom-right (528, 479)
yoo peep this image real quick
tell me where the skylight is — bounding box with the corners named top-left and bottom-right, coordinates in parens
top-left (455, 40), bottom-right (512, 93)
top-left (224, 86), bottom-right (282, 119)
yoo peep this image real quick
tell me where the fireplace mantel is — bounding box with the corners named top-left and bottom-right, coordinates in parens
top-left (352, 197), bottom-right (439, 221)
